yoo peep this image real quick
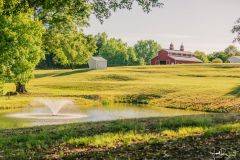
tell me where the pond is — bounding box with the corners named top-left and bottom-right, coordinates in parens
top-left (0, 101), bottom-right (206, 129)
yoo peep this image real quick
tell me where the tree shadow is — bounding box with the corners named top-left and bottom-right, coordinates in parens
top-left (53, 69), bottom-right (91, 77)
top-left (227, 85), bottom-right (240, 97)
top-left (211, 65), bottom-right (240, 69)
top-left (61, 129), bottom-right (240, 160)
top-left (217, 75), bottom-right (240, 78)
top-left (34, 71), bottom-right (59, 78)
top-left (178, 74), bottom-right (208, 78)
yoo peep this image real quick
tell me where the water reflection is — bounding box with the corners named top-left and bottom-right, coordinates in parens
top-left (0, 103), bottom-right (206, 129)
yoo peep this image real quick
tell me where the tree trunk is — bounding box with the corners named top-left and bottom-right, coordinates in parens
top-left (16, 82), bottom-right (27, 94)
top-left (71, 64), bottom-right (74, 70)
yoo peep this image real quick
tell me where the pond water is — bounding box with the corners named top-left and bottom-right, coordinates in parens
top-left (0, 103), bottom-right (206, 129)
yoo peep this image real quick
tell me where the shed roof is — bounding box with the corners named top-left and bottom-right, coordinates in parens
top-left (90, 56), bottom-right (107, 62)
top-left (169, 55), bottom-right (202, 62)
top-left (229, 56), bottom-right (240, 60)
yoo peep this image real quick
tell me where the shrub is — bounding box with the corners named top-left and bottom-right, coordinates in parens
top-left (212, 58), bottom-right (223, 63)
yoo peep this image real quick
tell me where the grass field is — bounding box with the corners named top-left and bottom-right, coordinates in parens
top-left (0, 114), bottom-right (239, 159)
top-left (1, 64), bottom-right (240, 113)
top-left (0, 64), bottom-right (240, 159)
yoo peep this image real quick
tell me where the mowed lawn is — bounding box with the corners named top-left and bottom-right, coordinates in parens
top-left (1, 64), bottom-right (240, 113)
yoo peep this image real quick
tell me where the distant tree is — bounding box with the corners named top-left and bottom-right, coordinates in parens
top-left (138, 57), bottom-right (146, 66)
top-left (94, 32), bottom-right (108, 56)
top-left (99, 38), bottom-right (130, 66)
top-left (127, 47), bottom-right (138, 66)
top-left (194, 51), bottom-right (209, 63)
top-left (134, 40), bottom-right (161, 64)
top-left (44, 27), bottom-right (96, 69)
top-left (224, 45), bottom-right (240, 56)
top-left (208, 51), bottom-right (229, 63)
top-left (212, 58), bottom-right (223, 63)
top-left (95, 33), bottom-right (139, 66)
top-left (232, 18), bottom-right (240, 43)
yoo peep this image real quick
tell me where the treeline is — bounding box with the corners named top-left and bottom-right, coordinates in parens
top-left (37, 32), bottom-right (161, 69)
top-left (38, 32), bottom-right (240, 69)
top-left (194, 45), bottom-right (240, 63)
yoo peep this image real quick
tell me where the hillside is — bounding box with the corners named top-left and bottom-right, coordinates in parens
top-left (1, 64), bottom-right (240, 113)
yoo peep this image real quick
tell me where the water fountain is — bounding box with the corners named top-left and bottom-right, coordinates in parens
top-left (38, 99), bottom-right (73, 116)
top-left (6, 98), bottom-right (88, 120)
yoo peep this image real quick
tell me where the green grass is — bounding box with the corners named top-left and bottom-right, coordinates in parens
top-left (0, 64), bottom-right (240, 113)
top-left (0, 114), bottom-right (239, 159)
top-left (1, 64), bottom-right (240, 159)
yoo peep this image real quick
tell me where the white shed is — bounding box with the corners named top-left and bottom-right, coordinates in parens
top-left (88, 56), bottom-right (107, 70)
top-left (228, 56), bottom-right (240, 63)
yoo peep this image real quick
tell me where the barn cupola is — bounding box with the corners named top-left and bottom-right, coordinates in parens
top-left (170, 43), bottom-right (174, 50)
top-left (180, 43), bottom-right (184, 51)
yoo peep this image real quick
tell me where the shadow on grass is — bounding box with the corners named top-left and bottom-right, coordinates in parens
top-left (94, 74), bottom-right (136, 81)
top-left (227, 85), bottom-right (240, 97)
top-left (211, 65), bottom-right (240, 69)
top-left (53, 69), bottom-right (91, 77)
top-left (34, 72), bottom-right (59, 78)
top-left (62, 131), bottom-right (240, 160)
top-left (178, 74), bottom-right (240, 79)
top-left (219, 75), bottom-right (240, 78)
top-left (178, 74), bottom-right (208, 78)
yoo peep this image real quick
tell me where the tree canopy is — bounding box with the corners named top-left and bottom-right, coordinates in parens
top-left (207, 45), bottom-right (240, 63)
top-left (94, 32), bottom-right (108, 56)
top-left (134, 40), bottom-right (161, 64)
top-left (224, 45), bottom-right (240, 56)
top-left (208, 51), bottom-right (229, 63)
top-left (0, 11), bottom-right (45, 93)
top-left (98, 37), bottom-right (138, 66)
top-left (1, 0), bottom-right (163, 24)
top-left (194, 51), bottom-right (209, 63)
top-left (44, 27), bottom-right (96, 69)
top-left (232, 18), bottom-right (240, 43)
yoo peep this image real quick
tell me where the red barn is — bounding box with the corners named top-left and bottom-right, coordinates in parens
top-left (151, 43), bottom-right (202, 65)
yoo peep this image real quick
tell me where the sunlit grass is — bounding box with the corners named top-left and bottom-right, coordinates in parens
top-left (1, 64), bottom-right (240, 112)
top-left (0, 114), bottom-right (239, 159)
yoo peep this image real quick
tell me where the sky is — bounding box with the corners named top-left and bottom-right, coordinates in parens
top-left (84, 0), bottom-right (240, 53)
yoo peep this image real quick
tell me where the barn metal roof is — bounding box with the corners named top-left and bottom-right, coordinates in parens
top-left (90, 56), bottom-right (107, 61)
top-left (164, 49), bottom-right (194, 55)
top-left (169, 55), bottom-right (202, 62)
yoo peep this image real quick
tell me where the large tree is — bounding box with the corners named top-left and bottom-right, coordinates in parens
top-left (134, 40), bottom-right (161, 64)
top-left (0, 11), bottom-right (45, 93)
